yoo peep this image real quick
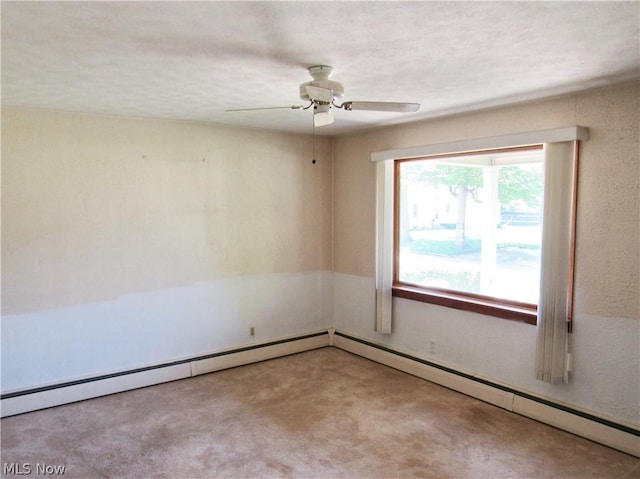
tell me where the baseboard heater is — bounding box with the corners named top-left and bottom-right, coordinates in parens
top-left (2, 328), bottom-right (637, 457)
top-left (332, 330), bottom-right (640, 458)
top-left (1, 331), bottom-right (330, 418)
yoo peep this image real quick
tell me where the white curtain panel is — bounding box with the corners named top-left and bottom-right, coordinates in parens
top-left (535, 141), bottom-right (578, 384)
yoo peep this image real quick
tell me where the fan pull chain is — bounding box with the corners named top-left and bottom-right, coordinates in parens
top-left (312, 109), bottom-right (317, 164)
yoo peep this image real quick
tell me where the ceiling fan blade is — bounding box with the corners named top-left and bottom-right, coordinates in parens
top-left (304, 85), bottom-right (334, 103)
top-left (226, 105), bottom-right (304, 112)
top-left (342, 101), bottom-right (420, 112)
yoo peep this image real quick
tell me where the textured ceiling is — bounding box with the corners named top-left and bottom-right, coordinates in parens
top-left (2, 1), bottom-right (639, 136)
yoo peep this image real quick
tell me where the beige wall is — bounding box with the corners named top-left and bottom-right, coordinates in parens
top-left (332, 82), bottom-right (639, 425)
top-left (334, 82), bottom-right (640, 320)
top-left (2, 108), bottom-right (333, 315)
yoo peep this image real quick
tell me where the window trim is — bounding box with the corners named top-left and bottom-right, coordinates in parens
top-left (392, 146), bottom-right (543, 325)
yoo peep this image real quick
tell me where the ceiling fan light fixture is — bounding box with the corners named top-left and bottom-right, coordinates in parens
top-left (313, 103), bottom-right (333, 127)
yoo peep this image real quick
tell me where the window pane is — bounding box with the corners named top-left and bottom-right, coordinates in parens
top-left (398, 155), bottom-right (543, 305)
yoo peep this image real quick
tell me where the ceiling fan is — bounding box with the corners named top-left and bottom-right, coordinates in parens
top-left (227, 65), bottom-right (420, 127)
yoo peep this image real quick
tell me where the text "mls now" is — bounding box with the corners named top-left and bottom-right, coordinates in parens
top-left (2, 463), bottom-right (66, 475)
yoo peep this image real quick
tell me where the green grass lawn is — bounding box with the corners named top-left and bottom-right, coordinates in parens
top-left (408, 239), bottom-right (539, 257)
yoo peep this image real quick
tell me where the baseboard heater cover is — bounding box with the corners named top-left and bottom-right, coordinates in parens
top-left (333, 330), bottom-right (640, 458)
top-left (1, 331), bottom-right (330, 418)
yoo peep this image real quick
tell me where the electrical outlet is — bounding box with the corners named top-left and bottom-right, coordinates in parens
top-left (429, 340), bottom-right (436, 354)
top-left (250, 327), bottom-right (255, 337)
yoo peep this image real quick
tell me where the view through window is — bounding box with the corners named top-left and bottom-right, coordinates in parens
top-left (396, 147), bottom-right (544, 306)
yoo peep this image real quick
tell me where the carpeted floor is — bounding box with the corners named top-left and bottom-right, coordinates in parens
top-left (1, 348), bottom-right (638, 478)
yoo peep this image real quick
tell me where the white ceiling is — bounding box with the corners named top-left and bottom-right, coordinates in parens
top-left (2, 1), bottom-right (639, 136)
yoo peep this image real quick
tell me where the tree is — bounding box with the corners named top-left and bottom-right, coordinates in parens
top-left (401, 161), bottom-right (543, 249)
top-left (402, 163), bottom-right (482, 249)
top-left (498, 163), bottom-right (543, 210)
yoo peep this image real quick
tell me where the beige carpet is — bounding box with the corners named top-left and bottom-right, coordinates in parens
top-left (1, 348), bottom-right (638, 478)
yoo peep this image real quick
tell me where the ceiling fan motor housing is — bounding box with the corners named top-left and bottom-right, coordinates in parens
top-left (299, 65), bottom-right (344, 103)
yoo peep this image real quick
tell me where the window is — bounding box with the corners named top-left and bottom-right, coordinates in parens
top-left (373, 127), bottom-right (587, 383)
top-left (394, 146), bottom-right (543, 322)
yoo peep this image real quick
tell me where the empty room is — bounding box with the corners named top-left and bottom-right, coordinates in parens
top-left (1, 2), bottom-right (639, 478)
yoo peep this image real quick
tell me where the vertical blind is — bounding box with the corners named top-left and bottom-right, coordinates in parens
top-left (374, 160), bottom-right (394, 334)
top-left (535, 141), bottom-right (579, 383)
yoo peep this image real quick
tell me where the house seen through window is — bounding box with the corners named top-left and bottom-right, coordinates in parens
top-left (396, 146), bottom-right (544, 307)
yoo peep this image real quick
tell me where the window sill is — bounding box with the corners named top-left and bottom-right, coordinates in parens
top-left (392, 285), bottom-right (537, 325)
